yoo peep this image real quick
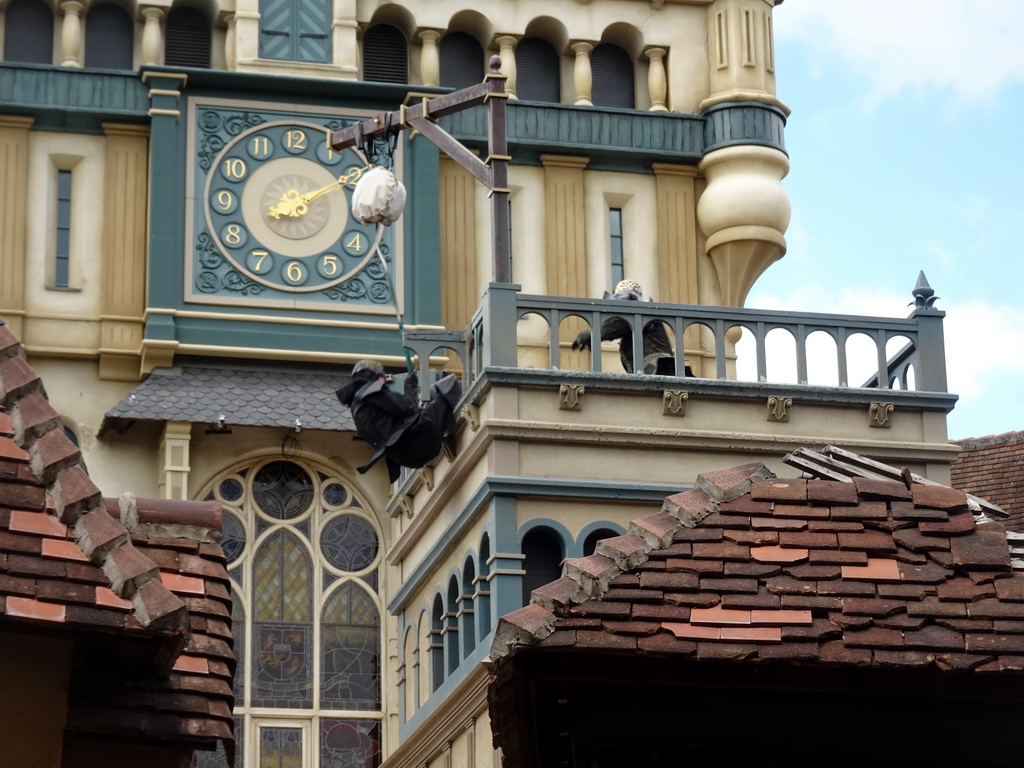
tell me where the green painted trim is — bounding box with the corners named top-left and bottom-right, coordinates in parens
top-left (703, 101), bottom-right (788, 155)
top-left (404, 134), bottom-right (442, 327)
top-left (142, 65), bottom-right (448, 106)
top-left (0, 63), bottom-right (147, 133)
top-left (443, 99), bottom-right (788, 172)
top-left (385, 475), bottom-right (681, 615)
top-left (398, 637), bottom-right (492, 739)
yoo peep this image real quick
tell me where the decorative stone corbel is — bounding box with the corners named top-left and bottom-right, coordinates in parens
top-left (559, 383), bottom-right (585, 410)
top-left (663, 390), bottom-right (688, 416)
top-left (461, 403), bottom-right (480, 431)
top-left (766, 395), bottom-right (791, 423)
top-left (396, 494), bottom-right (414, 519)
top-left (869, 402), bottom-right (894, 428)
top-left (417, 467), bottom-right (434, 492)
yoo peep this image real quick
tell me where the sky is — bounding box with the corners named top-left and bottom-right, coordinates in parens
top-left (745, 1), bottom-right (1024, 440)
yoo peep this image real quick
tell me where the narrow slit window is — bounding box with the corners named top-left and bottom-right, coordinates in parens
top-left (55, 170), bottom-right (72, 289)
top-left (609, 208), bottom-right (624, 288)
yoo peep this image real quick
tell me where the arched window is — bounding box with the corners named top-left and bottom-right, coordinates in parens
top-left (445, 576), bottom-right (460, 674)
top-left (515, 37), bottom-right (560, 103)
top-left (3, 0), bottom-right (53, 64)
top-left (430, 595), bottom-right (444, 691)
top-left (165, 5), bottom-right (211, 68)
top-left (84, 3), bottom-right (133, 70)
top-left (583, 527), bottom-right (618, 556)
top-left (521, 527), bottom-right (563, 605)
top-left (363, 23), bottom-right (407, 83)
top-left (477, 533), bottom-right (492, 640)
top-left (461, 558), bottom-right (476, 658)
top-left (439, 31), bottom-right (482, 89)
top-left (591, 43), bottom-right (634, 109)
top-left (259, 0), bottom-right (330, 63)
top-left (203, 458), bottom-right (382, 767)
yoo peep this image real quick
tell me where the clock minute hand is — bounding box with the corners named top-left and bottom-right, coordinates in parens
top-left (267, 166), bottom-right (370, 219)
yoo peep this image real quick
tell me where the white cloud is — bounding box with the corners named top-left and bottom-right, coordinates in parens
top-left (774, 1), bottom-right (1024, 108)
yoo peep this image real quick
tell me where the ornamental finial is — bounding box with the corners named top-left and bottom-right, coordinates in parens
top-left (489, 55), bottom-right (502, 73)
top-left (911, 270), bottom-right (939, 309)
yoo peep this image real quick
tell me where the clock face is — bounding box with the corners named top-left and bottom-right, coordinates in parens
top-left (187, 102), bottom-right (400, 311)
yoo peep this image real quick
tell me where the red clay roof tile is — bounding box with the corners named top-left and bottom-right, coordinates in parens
top-left (491, 450), bottom-right (1024, 691)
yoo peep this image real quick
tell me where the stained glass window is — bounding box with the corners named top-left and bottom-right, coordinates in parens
top-left (320, 515), bottom-right (378, 572)
top-left (321, 583), bottom-right (380, 710)
top-left (253, 530), bottom-right (313, 708)
top-left (254, 461), bottom-right (314, 519)
top-left (321, 719), bottom-right (381, 768)
top-left (260, 727), bottom-right (303, 767)
top-left (200, 458), bottom-right (382, 767)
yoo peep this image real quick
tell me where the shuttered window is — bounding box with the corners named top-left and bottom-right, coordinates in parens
top-left (362, 24), bottom-right (407, 83)
top-left (259, 0), bottom-right (330, 63)
top-left (84, 3), bottom-right (133, 70)
top-left (3, 0), bottom-right (53, 64)
top-left (515, 37), bottom-right (559, 103)
top-left (439, 32), bottom-right (482, 90)
top-left (165, 5), bottom-right (211, 68)
top-left (591, 43), bottom-right (634, 109)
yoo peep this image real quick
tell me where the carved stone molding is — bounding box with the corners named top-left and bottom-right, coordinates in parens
top-left (559, 383), bottom-right (585, 410)
top-left (766, 395), bottom-right (792, 423)
top-left (869, 402), bottom-right (894, 428)
top-left (663, 389), bottom-right (688, 416)
top-left (461, 403), bottom-right (480, 431)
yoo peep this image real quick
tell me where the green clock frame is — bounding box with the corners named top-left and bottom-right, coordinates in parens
top-left (185, 98), bottom-right (402, 312)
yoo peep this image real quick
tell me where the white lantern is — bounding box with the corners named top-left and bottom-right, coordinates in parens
top-left (351, 166), bottom-right (407, 226)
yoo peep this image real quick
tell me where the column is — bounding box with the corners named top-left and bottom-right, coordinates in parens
top-left (141, 7), bottom-right (164, 66)
top-left (419, 29), bottom-right (441, 87)
top-left (159, 421), bottom-right (192, 500)
top-left (570, 42), bottom-right (593, 106)
top-left (0, 117), bottom-right (34, 339)
top-left (495, 35), bottom-right (517, 98)
top-left (645, 47), bottom-right (668, 111)
top-left (60, 0), bottom-right (84, 67)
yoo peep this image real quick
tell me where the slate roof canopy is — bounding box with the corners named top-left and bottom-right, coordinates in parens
top-left (0, 320), bottom-right (233, 756)
top-left (102, 359), bottom-right (355, 433)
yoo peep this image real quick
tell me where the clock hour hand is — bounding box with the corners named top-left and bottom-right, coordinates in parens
top-left (267, 166), bottom-right (369, 219)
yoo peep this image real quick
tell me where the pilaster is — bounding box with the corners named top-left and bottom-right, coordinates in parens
top-left (99, 123), bottom-right (150, 381)
top-left (159, 421), bottom-right (192, 499)
top-left (440, 156), bottom-right (480, 332)
top-left (0, 116), bottom-right (33, 339)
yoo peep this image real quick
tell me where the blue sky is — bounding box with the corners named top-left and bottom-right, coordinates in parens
top-left (746, 2), bottom-right (1024, 440)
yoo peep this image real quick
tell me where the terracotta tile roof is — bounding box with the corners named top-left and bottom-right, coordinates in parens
top-left (952, 431), bottom-right (1024, 531)
top-left (492, 450), bottom-right (1024, 675)
top-left (0, 320), bottom-right (233, 754)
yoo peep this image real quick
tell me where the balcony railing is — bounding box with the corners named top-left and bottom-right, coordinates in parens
top-left (404, 278), bottom-right (949, 401)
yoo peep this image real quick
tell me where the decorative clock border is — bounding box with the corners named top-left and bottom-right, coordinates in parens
top-left (183, 96), bottom-right (404, 315)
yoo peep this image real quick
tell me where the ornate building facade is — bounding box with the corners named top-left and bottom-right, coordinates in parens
top-left (0, 0), bottom-right (961, 764)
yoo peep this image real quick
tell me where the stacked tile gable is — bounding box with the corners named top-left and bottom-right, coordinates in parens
top-left (0, 320), bottom-right (233, 755)
top-left (493, 457), bottom-right (1024, 672)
